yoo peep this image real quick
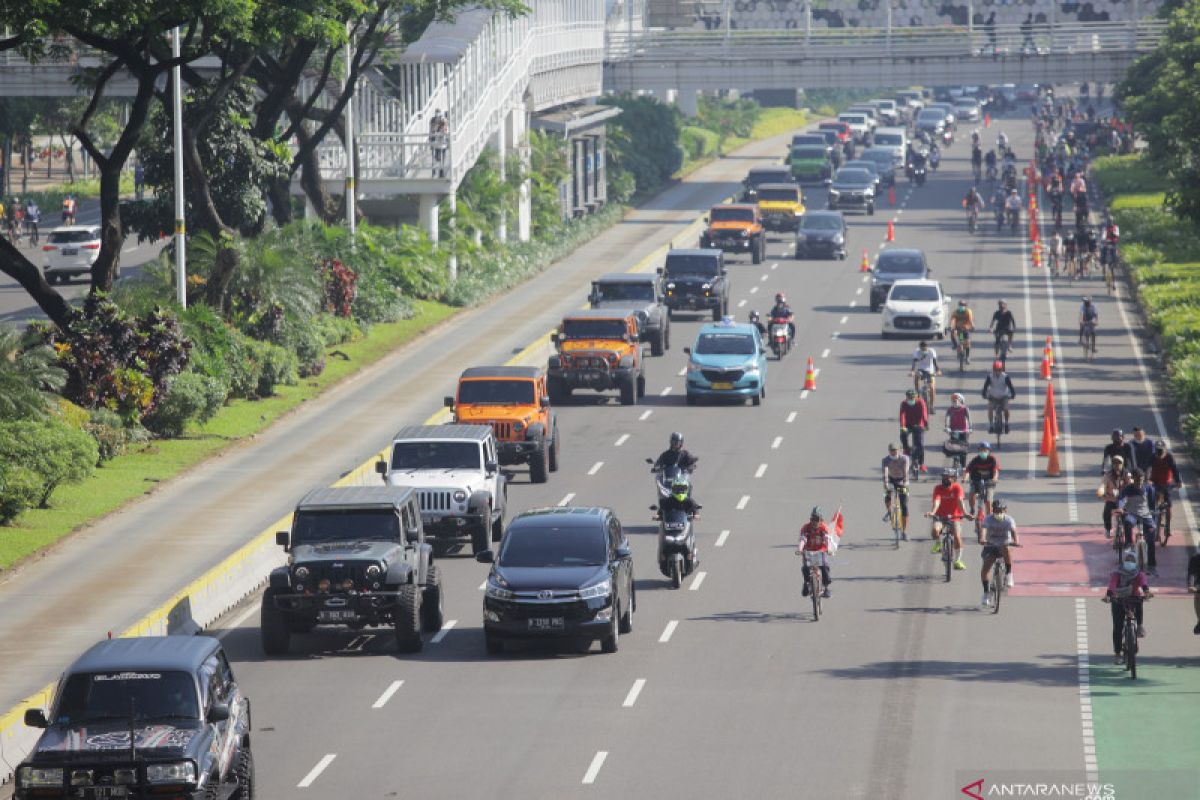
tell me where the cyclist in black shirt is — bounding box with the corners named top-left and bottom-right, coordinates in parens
top-left (990, 300), bottom-right (1016, 359)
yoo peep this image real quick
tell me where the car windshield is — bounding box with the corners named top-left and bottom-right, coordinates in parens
top-left (710, 207), bottom-right (755, 222)
top-left (293, 509), bottom-right (401, 545)
top-left (918, 110), bottom-right (943, 122)
top-left (757, 187), bottom-right (799, 202)
top-left (745, 173), bottom-right (789, 188)
top-left (55, 671), bottom-right (199, 725)
top-left (839, 115), bottom-right (866, 124)
top-left (791, 146), bottom-right (827, 160)
top-left (955, 100), bottom-right (976, 108)
top-left (861, 152), bottom-right (892, 166)
top-left (835, 170), bottom-right (871, 184)
top-left (665, 255), bottom-right (719, 276)
top-left (391, 441), bottom-right (481, 470)
top-left (561, 318), bottom-right (628, 339)
top-left (873, 133), bottom-right (903, 146)
top-left (890, 284), bottom-right (940, 302)
top-left (802, 215), bottom-right (842, 231)
top-left (499, 525), bottom-right (606, 567)
top-left (48, 230), bottom-right (98, 244)
top-left (845, 162), bottom-right (877, 174)
top-left (458, 380), bottom-right (536, 405)
top-left (877, 254), bottom-right (926, 275)
top-left (695, 332), bottom-right (755, 355)
top-left (594, 282), bottom-right (654, 302)
top-left (791, 137), bottom-right (824, 146)
top-left (818, 123), bottom-right (846, 132)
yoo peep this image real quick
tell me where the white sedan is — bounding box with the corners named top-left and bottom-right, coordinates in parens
top-left (881, 279), bottom-right (952, 339)
top-left (42, 226), bottom-right (102, 284)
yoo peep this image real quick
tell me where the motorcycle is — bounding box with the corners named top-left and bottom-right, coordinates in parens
top-left (929, 145), bottom-right (941, 171)
top-left (910, 162), bottom-right (927, 186)
top-left (647, 459), bottom-right (694, 502)
top-left (650, 495), bottom-right (699, 589)
top-left (941, 129), bottom-right (954, 147)
top-left (769, 318), bottom-right (791, 359)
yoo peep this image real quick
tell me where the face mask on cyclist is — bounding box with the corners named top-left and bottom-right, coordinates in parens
top-left (941, 475), bottom-right (953, 487)
top-left (1120, 557), bottom-right (1138, 575)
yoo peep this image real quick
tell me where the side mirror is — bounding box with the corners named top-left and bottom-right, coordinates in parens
top-left (655, 267), bottom-right (663, 275)
top-left (645, 458), bottom-right (654, 464)
top-left (275, 530), bottom-right (289, 548)
top-left (649, 504), bottom-right (658, 511)
top-left (551, 331), bottom-right (562, 344)
top-left (615, 544), bottom-right (632, 560)
top-left (539, 396), bottom-right (550, 408)
top-left (405, 530), bottom-right (420, 545)
top-left (24, 709), bottom-right (47, 729)
top-left (475, 550), bottom-right (495, 564)
top-left (485, 460), bottom-right (499, 474)
top-left (703, 216), bottom-right (709, 224)
top-left (206, 704), bottom-right (231, 724)
top-left (720, 268), bottom-right (728, 276)
top-left (443, 396), bottom-right (454, 408)
top-left (375, 460), bottom-right (388, 475)
top-left (683, 347), bottom-right (692, 354)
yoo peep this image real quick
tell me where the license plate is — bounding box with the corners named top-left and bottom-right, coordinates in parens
top-left (711, 381), bottom-right (733, 390)
top-left (62, 248), bottom-right (78, 256)
top-left (317, 610), bottom-right (357, 623)
top-left (527, 617), bottom-right (564, 631)
top-left (85, 789), bottom-right (129, 799)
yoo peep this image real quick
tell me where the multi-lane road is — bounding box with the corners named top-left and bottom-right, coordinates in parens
top-left (3, 109), bottom-right (1197, 799)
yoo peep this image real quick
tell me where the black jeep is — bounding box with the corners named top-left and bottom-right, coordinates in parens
top-left (17, 636), bottom-right (253, 800)
top-left (660, 249), bottom-right (729, 321)
top-left (261, 485), bottom-right (443, 655)
top-left (588, 273), bottom-right (671, 356)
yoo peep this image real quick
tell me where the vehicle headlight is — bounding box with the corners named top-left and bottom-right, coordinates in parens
top-left (829, 189), bottom-right (840, 197)
top-left (739, 229), bottom-right (750, 237)
top-left (743, 362), bottom-right (760, 374)
top-left (18, 767), bottom-right (63, 787)
top-left (294, 566), bottom-right (310, 580)
top-left (70, 769), bottom-right (94, 787)
top-left (365, 564), bottom-right (382, 580)
top-left (832, 234), bottom-right (844, 244)
top-left (145, 761), bottom-right (197, 785)
top-left (930, 307), bottom-right (942, 317)
top-left (688, 359), bottom-right (703, 372)
top-left (666, 282), bottom-right (676, 289)
top-left (452, 490), bottom-right (468, 503)
top-left (701, 283), bottom-right (711, 290)
top-left (485, 579), bottom-right (513, 600)
top-left (579, 580), bottom-right (612, 600)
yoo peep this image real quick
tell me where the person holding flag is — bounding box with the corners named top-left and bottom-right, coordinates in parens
top-left (796, 506), bottom-right (842, 598)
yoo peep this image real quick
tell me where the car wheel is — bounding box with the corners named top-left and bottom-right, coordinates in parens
top-left (650, 327), bottom-right (665, 357)
top-left (751, 238), bottom-right (764, 264)
top-left (618, 593), bottom-right (633, 634)
top-left (868, 203), bottom-right (876, 216)
top-left (636, 373), bottom-right (646, 398)
top-left (548, 424), bottom-right (560, 472)
top-left (529, 437), bottom-right (550, 484)
top-left (711, 305), bottom-right (722, 322)
top-left (259, 589), bottom-right (290, 656)
top-left (394, 584), bottom-right (423, 653)
top-left (421, 565), bottom-right (445, 633)
top-left (663, 322), bottom-right (671, 351)
top-left (491, 513), bottom-right (504, 542)
top-left (686, 394), bottom-right (698, 406)
top-left (618, 376), bottom-right (636, 406)
top-left (232, 748), bottom-right (254, 800)
top-left (601, 607), bottom-right (620, 653)
top-left (471, 522), bottom-right (488, 555)
top-left (485, 631), bottom-right (504, 655)
top-left (882, 331), bottom-right (893, 340)
top-left (752, 389), bottom-right (762, 406)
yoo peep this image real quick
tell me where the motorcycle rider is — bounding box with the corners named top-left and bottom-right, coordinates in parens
top-left (796, 507), bottom-right (834, 598)
top-left (659, 476), bottom-right (702, 517)
top-left (769, 292), bottom-right (795, 345)
top-left (984, 148), bottom-right (998, 179)
top-left (653, 431), bottom-right (699, 472)
top-left (748, 309), bottom-right (767, 338)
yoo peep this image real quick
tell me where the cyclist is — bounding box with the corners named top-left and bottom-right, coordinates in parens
top-left (981, 360), bottom-right (1016, 435)
top-left (1101, 214), bottom-right (1120, 269)
top-left (1048, 228), bottom-right (1065, 275)
top-left (62, 194), bottom-right (76, 226)
top-left (1102, 429), bottom-right (1133, 474)
top-left (1063, 228), bottom-right (1078, 274)
top-left (997, 130), bottom-right (1009, 154)
top-left (1097, 454), bottom-right (1132, 538)
top-left (1148, 440), bottom-right (1180, 546)
top-left (1047, 172), bottom-right (1065, 223)
top-left (1078, 296), bottom-right (1099, 346)
top-left (970, 129), bottom-right (981, 148)
top-left (1080, 226), bottom-right (1099, 275)
top-left (980, 498), bottom-right (1021, 606)
top-left (989, 300), bottom-right (1016, 360)
top-left (1188, 552), bottom-right (1200, 635)
top-left (796, 507), bottom-right (834, 598)
top-left (769, 292), bottom-right (795, 345)
top-left (899, 388), bottom-right (929, 476)
top-left (23, 198), bottom-right (40, 245)
top-left (971, 144), bottom-right (983, 180)
top-left (927, 468), bottom-right (969, 571)
top-left (950, 299), bottom-right (974, 363)
top-left (1117, 469), bottom-right (1157, 576)
top-left (965, 441), bottom-right (1000, 516)
top-left (1127, 426), bottom-right (1156, 473)
top-left (1104, 550), bottom-right (1150, 664)
top-left (882, 443), bottom-right (912, 537)
top-left (990, 184), bottom-right (1008, 228)
top-left (984, 148), bottom-right (998, 180)
top-left (748, 309), bottom-right (767, 338)
top-left (909, 340), bottom-right (941, 411)
top-left (1004, 189), bottom-right (1022, 229)
top-left (963, 186), bottom-right (984, 229)
top-left (944, 392), bottom-right (972, 468)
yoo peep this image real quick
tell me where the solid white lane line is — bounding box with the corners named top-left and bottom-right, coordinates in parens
top-left (558, 493), bottom-right (576, 506)
top-left (689, 571), bottom-right (707, 590)
top-left (786, 412), bottom-right (797, 423)
top-left (800, 390), bottom-right (810, 400)
top-left (622, 679), bottom-right (647, 708)
top-left (849, 300), bottom-right (858, 308)
top-left (839, 315), bottom-right (849, 324)
top-left (298, 755), bottom-right (337, 788)
top-left (639, 410), bottom-right (652, 421)
top-left (582, 751), bottom-right (608, 785)
top-left (735, 495), bottom-right (750, 510)
top-left (771, 436), bottom-right (782, 449)
top-left (754, 463), bottom-right (768, 478)
top-left (372, 681), bottom-right (404, 709)
top-left (738, 299), bottom-right (747, 308)
top-left (750, 285), bottom-right (759, 294)
top-left (660, 386), bottom-right (672, 396)
top-left (615, 434), bottom-right (630, 447)
top-left (216, 603), bottom-right (261, 640)
top-left (1075, 599), bottom-right (1098, 783)
top-left (588, 461), bottom-right (604, 476)
top-left (821, 348), bottom-right (830, 358)
top-left (431, 620), bottom-right (457, 644)
top-left (659, 620), bottom-right (679, 642)
top-left (715, 529), bottom-right (730, 547)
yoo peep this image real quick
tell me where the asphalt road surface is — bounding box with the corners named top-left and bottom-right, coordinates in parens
top-left (3, 111), bottom-right (1197, 799)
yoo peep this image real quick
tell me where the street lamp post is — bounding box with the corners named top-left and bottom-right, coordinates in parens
top-left (171, 26), bottom-right (186, 308)
top-left (344, 27), bottom-right (356, 235)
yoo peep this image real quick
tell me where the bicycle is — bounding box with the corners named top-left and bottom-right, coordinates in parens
top-left (900, 426), bottom-right (926, 480)
top-left (987, 542), bottom-right (1020, 615)
top-left (953, 329), bottom-right (970, 371)
top-left (929, 514), bottom-right (972, 583)
top-left (986, 398), bottom-right (1008, 450)
top-left (1104, 593), bottom-right (1151, 679)
top-left (1101, 243), bottom-right (1119, 295)
top-left (1153, 486), bottom-right (1173, 546)
top-left (971, 479), bottom-right (996, 538)
top-left (1117, 513), bottom-right (1150, 573)
top-left (801, 550), bottom-right (826, 621)
top-left (886, 485), bottom-right (906, 548)
top-left (993, 331), bottom-right (1012, 367)
top-left (966, 205), bottom-right (978, 234)
top-left (916, 369), bottom-right (935, 413)
top-left (1081, 320), bottom-right (1097, 362)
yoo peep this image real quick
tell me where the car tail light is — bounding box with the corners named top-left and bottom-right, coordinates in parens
top-left (82, 243), bottom-right (101, 250)
top-left (42, 245), bottom-right (57, 251)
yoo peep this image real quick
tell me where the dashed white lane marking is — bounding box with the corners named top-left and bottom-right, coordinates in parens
top-left (877, 242), bottom-right (886, 250)
top-left (715, 529), bottom-right (731, 547)
top-left (800, 390), bottom-right (810, 400)
top-left (677, 367), bottom-right (686, 376)
top-left (895, 209), bottom-right (904, 216)
top-left (760, 274), bottom-right (768, 282)
top-left (558, 492), bottom-right (576, 506)
top-left (771, 436), bottom-right (782, 449)
top-left (754, 463), bottom-right (768, 478)
top-left (659, 620), bottom-right (679, 642)
top-left (738, 299), bottom-right (747, 308)
top-left (750, 285), bottom-right (759, 294)
top-left (660, 386), bottom-right (672, 396)
top-left (582, 751), bottom-right (608, 785)
top-left (821, 348), bottom-right (830, 358)
top-left (849, 300), bottom-right (858, 308)
top-left (839, 315), bottom-right (849, 324)
top-left (771, 262), bottom-right (778, 270)
top-left (615, 434), bottom-right (630, 447)
top-left (813, 368), bottom-right (820, 378)
top-left (856, 287), bottom-right (863, 295)
top-left (639, 410), bottom-right (652, 421)
top-left (298, 755), bottom-right (337, 788)
top-left (861, 275), bottom-right (869, 283)
top-left (831, 331), bottom-right (840, 340)
top-left (478, 580), bottom-right (487, 591)
top-left (622, 679), bottom-right (647, 708)
top-left (736, 495), bottom-right (750, 510)
top-left (786, 412), bottom-right (797, 423)
top-left (430, 619), bottom-right (457, 644)
top-left (588, 461), bottom-right (604, 476)
top-left (216, 603), bottom-right (260, 640)
top-left (372, 681), bottom-right (404, 709)
top-left (689, 571), bottom-right (707, 591)
top-left (1075, 599), bottom-right (1098, 783)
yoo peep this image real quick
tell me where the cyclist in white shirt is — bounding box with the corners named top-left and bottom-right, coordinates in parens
top-left (910, 340), bottom-right (942, 412)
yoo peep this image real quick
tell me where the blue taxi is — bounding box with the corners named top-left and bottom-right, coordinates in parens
top-left (683, 318), bottom-right (768, 406)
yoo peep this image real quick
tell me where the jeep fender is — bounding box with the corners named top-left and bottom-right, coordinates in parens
top-left (525, 421), bottom-right (546, 441)
top-left (618, 354), bottom-right (634, 369)
top-left (468, 490), bottom-right (493, 519)
top-left (386, 561), bottom-right (415, 585)
top-left (548, 354), bottom-right (562, 370)
top-left (268, 566), bottom-right (291, 591)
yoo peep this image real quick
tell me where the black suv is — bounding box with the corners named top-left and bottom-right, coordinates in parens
top-left (741, 166), bottom-right (793, 201)
top-left (262, 485), bottom-right (443, 655)
top-left (477, 506), bottom-right (635, 654)
top-left (870, 248), bottom-right (930, 311)
top-left (661, 248), bottom-right (729, 321)
top-left (588, 273), bottom-right (671, 356)
top-left (17, 636), bottom-right (252, 800)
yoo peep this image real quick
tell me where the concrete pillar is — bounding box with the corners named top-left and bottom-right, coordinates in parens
top-left (654, 88), bottom-right (677, 105)
top-left (494, 111), bottom-right (507, 244)
top-left (678, 89), bottom-right (699, 117)
top-left (418, 193), bottom-right (440, 243)
top-left (446, 191), bottom-right (457, 282)
top-left (518, 179), bottom-right (531, 242)
top-left (304, 195), bottom-right (318, 221)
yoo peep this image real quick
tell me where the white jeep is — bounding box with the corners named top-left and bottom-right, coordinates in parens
top-left (375, 424), bottom-right (507, 555)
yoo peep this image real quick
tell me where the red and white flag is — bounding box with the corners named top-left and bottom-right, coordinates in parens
top-left (831, 506), bottom-right (845, 539)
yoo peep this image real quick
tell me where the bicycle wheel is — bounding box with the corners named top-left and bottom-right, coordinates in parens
top-left (1135, 534), bottom-right (1148, 573)
top-left (991, 562), bottom-right (1003, 614)
top-left (943, 534), bottom-right (953, 582)
top-left (958, 342), bottom-right (967, 372)
top-left (810, 567), bottom-right (822, 621)
top-left (1105, 263), bottom-right (1115, 295)
top-left (892, 497), bottom-right (902, 548)
top-left (1124, 619), bottom-right (1137, 678)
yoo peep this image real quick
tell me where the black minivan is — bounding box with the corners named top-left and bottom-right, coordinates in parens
top-left (478, 507), bottom-right (635, 654)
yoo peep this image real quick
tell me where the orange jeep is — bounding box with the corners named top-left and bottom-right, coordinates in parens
top-left (547, 310), bottom-right (646, 406)
top-left (699, 204), bottom-right (766, 264)
top-left (444, 366), bottom-right (560, 483)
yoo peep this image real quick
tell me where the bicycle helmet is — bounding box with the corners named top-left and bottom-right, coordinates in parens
top-left (951, 392), bottom-right (965, 404)
top-left (941, 468), bottom-right (957, 478)
top-left (1155, 439), bottom-right (1168, 452)
top-left (905, 388), bottom-right (917, 399)
top-left (1082, 296), bottom-right (1092, 304)
top-left (810, 506), bottom-right (824, 520)
top-left (888, 442), bottom-right (899, 453)
top-left (978, 440), bottom-right (992, 451)
top-left (991, 498), bottom-right (1007, 512)
top-left (749, 309), bottom-right (760, 322)
top-left (669, 431), bottom-right (684, 450)
top-left (1111, 454), bottom-right (1125, 466)
top-left (992, 360), bottom-right (1004, 371)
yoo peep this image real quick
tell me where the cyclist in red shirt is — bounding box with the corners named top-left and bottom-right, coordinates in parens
top-left (796, 507), bottom-right (834, 598)
top-left (927, 468), bottom-right (969, 570)
top-left (899, 388), bottom-right (930, 475)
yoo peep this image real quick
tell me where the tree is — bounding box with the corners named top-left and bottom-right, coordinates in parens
top-left (1117, 1), bottom-right (1200, 223)
top-left (0, 328), bottom-right (67, 420)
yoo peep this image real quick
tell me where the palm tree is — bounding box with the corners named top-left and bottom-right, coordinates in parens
top-left (0, 327), bottom-right (66, 420)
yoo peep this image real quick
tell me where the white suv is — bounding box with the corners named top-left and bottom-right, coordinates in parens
top-left (375, 424), bottom-right (507, 555)
top-left (881, 279), bottom-right (952, 340)
top-left (43, 225), bottom-right (102, 284)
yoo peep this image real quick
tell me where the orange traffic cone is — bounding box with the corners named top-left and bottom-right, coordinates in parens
top-left (1044, 335), bottom-right (1055, 367)
top-left (1029, 215), bottom-right (1039, 243)
top-left (1040, 353), bottom-right (1053, 380)
top-left (1046, 437), bottom-right (1062, 477)
top-left (1044, 381), bottom-right (1059, 439)
top-left (984, 112), bottom-right (991, 128)
top-left (803, 358), bottom-right (817, 391)
top-left (1040, 410), bottom-right (1055, 456)
top-left (886, 220), bottom-right (895, 242)
top-left (888, 185), bottom-right (896, 206)
top-left (860, 249), bottom-right (871, 272)
top-left (1032, 241), bottom-right (1043, 269)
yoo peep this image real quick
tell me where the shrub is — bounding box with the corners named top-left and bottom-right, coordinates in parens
top-left (276, 316), bottom-right (326, 378)
top-left (322, 258), bottom-right (358, 317)
top-left (143, 372), bottom-right (226, 438)
top-left (0, 462), bottom-right (42, 525)
top-left (311, 313), bottom-right (362, 347)
top-left (248, 339), bottom-right (298, 397)
top-left (0, 419), bottom-right (98, 508)
top-left (680, 126), bottom-right (719, 162)
top-left (86, 408), bottom-right (129, 463)
top-left (352, 269), bottom-right (410, 324)
top-left (55, 398), bottom-right (91, 430)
